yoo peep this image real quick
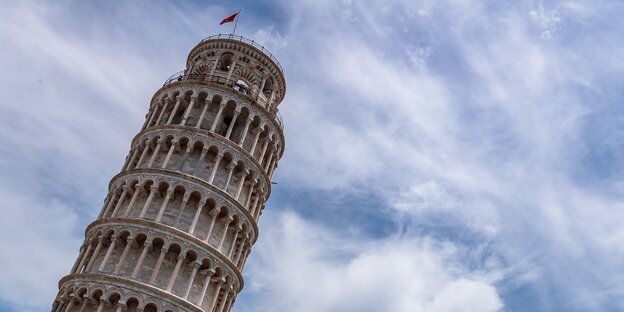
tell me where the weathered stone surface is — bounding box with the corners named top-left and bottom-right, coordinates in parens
top-left (52, 35), bottom-right (286, 312)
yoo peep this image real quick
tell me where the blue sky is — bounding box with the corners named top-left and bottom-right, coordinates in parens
top-left (1, 0), bottom-right (624, 311)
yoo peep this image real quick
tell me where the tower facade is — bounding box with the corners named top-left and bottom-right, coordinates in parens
top-left (52, 35), bottom-right (285, 312)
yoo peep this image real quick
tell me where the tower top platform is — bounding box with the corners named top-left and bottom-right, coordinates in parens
top-left (191, 34), bottom-right (284, 73)
top-left (159, 34), bottom-right (286, 117)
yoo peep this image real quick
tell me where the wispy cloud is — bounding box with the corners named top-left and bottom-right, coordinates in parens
top-left (1, 0), bottom-right (623, 311)
top-left (240, 211), bottom-right (502, 312)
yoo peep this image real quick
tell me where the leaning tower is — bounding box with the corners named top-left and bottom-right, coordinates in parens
top-left (52, 35), bottom-right (285, 312)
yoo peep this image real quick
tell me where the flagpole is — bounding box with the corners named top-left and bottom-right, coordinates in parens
top-left (232, 9), bottom-right (241, 36)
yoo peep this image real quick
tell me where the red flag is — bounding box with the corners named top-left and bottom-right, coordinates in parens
top-left (220, 12), bottom-right (238, 25)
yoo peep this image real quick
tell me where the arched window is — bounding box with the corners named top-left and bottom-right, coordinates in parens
top-left (263, 77), bottom-right (273, 96)
top-left (219, 53), bottom-right (234, 71)
top-left (234, 79), bottom-right (249, 94)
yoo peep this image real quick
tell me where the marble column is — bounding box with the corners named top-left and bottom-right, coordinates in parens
top-left (184, 261), bottom-right (202, 299)
top-left (189, 199), bottom-right (207, 235)
top-left (198, 269), bottom-right (216, 306)
top-left (210, 104), bottom-right (226, 132)
top-left (208, 154), bottom-right (223, 184)
top-left (122, 185), bottom-right (142, 217)
top-left (98, 235), bottom-right (119, 272)
top-left (147, 139), bottom-right (162, 168)
top-left (70, 243), bottom-right (87, 274)
top-left (192, 148), bottom-right (209, 176)
top-left (155, 187), bottom-right (174, 222)
top-left (218, 217), bottom-right (234, 251)
top-left (75, 239), bottom-right (93, 274)
top-left (161, 139), bottom-right (178, 169)
top-left (207, 280), bottom-right (224, 312)
top-left (166, 97), bottom-right (182, 124)
top-left (155, 100), bottom-right (170, 126)
top-left (139, 185), bottom-right (158, 218)
top-left (237, 118), bottom-right (252, 146)
top-left (225, 111), bottom-right (240, 140)
top-left (132, 241), bottom-right (152, 279)
top-left (195, 100), bottom-right (210, 129)
top-left (85, 236), bottom-right (104, 272)
top-left (111, 187), bottom-right (129, 217)
top-left (249, 128), bottom-right (263, 154)
top-left (173, 193), bottom-right (190, 227)
top-left (149, 245), bottom-right (169, 284)
top-left (134, 141), bottom-right (151, 168)
top-left (182, 96), bottom-right (197, 125)
top-left (166, 253), bottom-right (186, 292)
top-left (114, 237), bottom-right (134, 274)
top-left (205, 209), bottom-right (220, 243)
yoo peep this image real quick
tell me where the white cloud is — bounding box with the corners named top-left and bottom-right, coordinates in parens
top-left (1, 0), bottom-right (624, 311)
top-left (242, 212), bottom-right (502, 312)
top-left (0, 184), bottom-right (81, 311)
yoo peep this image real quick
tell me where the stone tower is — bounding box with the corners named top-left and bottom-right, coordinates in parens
top-left (52, 35), bottom-right (285, 312)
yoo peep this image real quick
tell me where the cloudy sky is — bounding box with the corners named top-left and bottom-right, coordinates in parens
top-left (1, 0), bottom-right (624, 311)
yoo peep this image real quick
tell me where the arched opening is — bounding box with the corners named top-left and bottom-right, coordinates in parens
top-left (218, 53), bottom-right (234, 72)
top-left (262, 77), bottom-right (273, 96)
top-left (144, 303), bottom-right (158, 312)
top-left (126, 297), bottom-right (140, 312)
top-left (234, 79), bottom-right (249, 94)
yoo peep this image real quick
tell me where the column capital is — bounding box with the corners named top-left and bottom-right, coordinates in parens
top-left (126, 237), bottom-right (135, 245)
top-left (99, 298), bottom-right (111, 306)
top-left (209, 209), bottom-right (220, 216)
top-left (149, 185), bottom-right (158, 191)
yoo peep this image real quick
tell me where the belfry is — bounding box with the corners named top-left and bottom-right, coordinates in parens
top-left (52, 34), bottom-right (286, 312)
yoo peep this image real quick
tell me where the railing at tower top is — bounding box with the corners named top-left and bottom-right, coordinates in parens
top-left (163, 70), bottom-right (284, 130)
top-left (200, 34), bottom-right (283, 73)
